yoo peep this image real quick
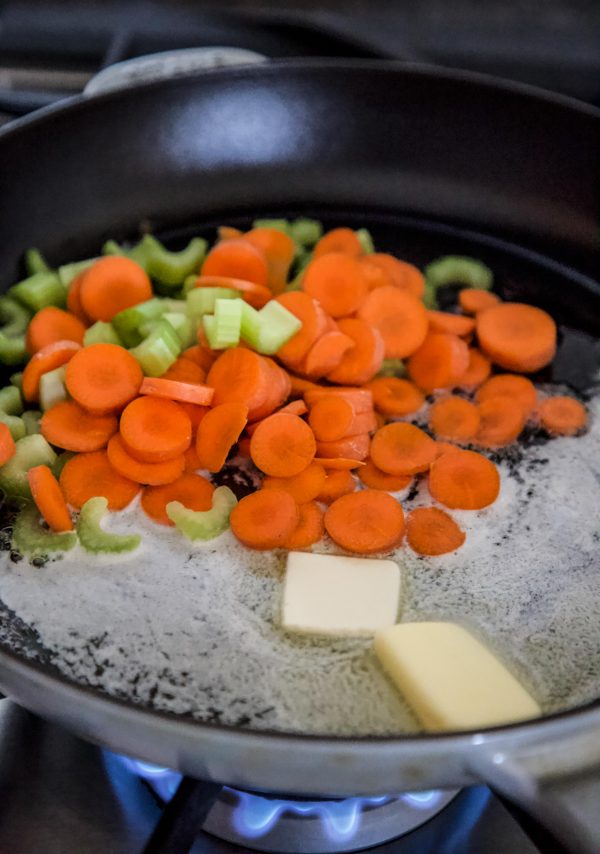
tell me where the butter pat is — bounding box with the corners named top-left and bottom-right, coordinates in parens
top-left (282, 552), bottom-right (401, 637)
top-left (374, 622), bottom-right (541, 731)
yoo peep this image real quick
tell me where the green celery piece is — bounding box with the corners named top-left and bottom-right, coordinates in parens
top-left (52, 450), bottom-right (74, 478)
top-left (102, 239), bottom-right (125, 256)
top-left (252, 218), bottom-right (290, 234)
top-left (159, 298), bottom-right (188, 314)
top-left (167, 486), bottom-right (238, 541)
top-left (355, 228), bottom-right (375, 254)
top-left (112, 298), bottom-right (165, 347)
top-left (163, 313), bottom-right (194, 347)
top-left (77, 496), bottom-right (141, 554)
top-left (0, 385), bottom-right (23, 415)
top-left (10, 271), bottom-right (65, 311)
top-left (10, 372), bottom-right (23, 389)
top-left (0, 434), bottom-right (57, 499)
top-left (25, 248), bottom-right (51, 276)
top-left (202, 315), bottom-right (216, 347)
top-left (57, 258), bottom-right (96, 288)
top-left (129, 319), bottom-right (181, 376)
top-left (183, 274), bottom-right (199, 295)
top-left (0, 333), bottom-right (27, 366)
top-left (13, 503), bottom-right (77, 557)
top-left (239, 301), bottom-right (262, 348)
top-left (39, 366), bottom-right (67, 411)
top-left (83, 321), bottom-right (122, 347)
top-left (203, 299), bottom-right (242, 349)
top-left (0, 412), bottom-right (26, 441)
top-left (424, 256), bottom-right (493, 291)
top-left (0, 296), bottom-right (31, 337)
top-left (289, 218), bottom-right (323, 247)
top-left (255, 300), bottom-right (302, 355)
top-left (378, 359), bottom-right (407, 378)
top-left (186, 287), bottom-right (237, 319)
top-left (22, 410), bottom-right (41, 435)
top-left (423, 279), bottom-right (438, 310)
top-left (139, 235), bottom-right (208, 286)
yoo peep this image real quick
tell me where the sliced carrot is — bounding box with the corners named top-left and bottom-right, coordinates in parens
top-left (230, 488), bottom-right (300, 550)
top-left (247, 357), bottom-right (291, 422)
top-left (300, 330), bottom-right (355, 378)
top-left (406, 507), bottom-right (465, 556)
top-left (287, 373), bottom-right (319, 398)
top-left (193, 276), bottom-right (271, 309)
top-left (428, 448), bottom-right (500, 509)
top-left (139, 377), bottom-right (214, 407)
top-left (370, 422), bottom-right (437, 475)
top-left (366, 377), bottom-right (425, 416)
top-left (66, 273), bottom-right (91, 324)
top-left (357, 286), bottom-right (429, 359)
top-left (313, 227), bottom-right (363, 259)
top-left (120, 397), bottom-right (192, 463)
top-left (281, 501), bottom-right (325, 549)
top-left (79, 257), bottom-right (152, 322)
top-left (304, 386), bottom-right (373, 413)
top-left (308, 397), bottom-right (376, 442)
top-left (435, 441), bottom-right (462, 457)
top-left (275, 292), bottom-right (329, 367)
top-left (358, 459), bottom-right (412, 491)
top-left (162, 358), bottom-right (206, 384)
top-left (324, 490), bottom-right (405, 554)
top-left (60, 450), bottom-right (140, 510)
top-left (429, 396), bottom-right (481, 442)
top-left (459, 289), bottom-right (501, 314)
top-left (326, 318), bottom-right (384, 384)
top-left (0, 423), bottom-right (16, 466)
top-left (141, 473), bottom-right (214, 526)
top-left (457, 348), bottom-right (491, 390)
top-left (539, 396), bottom-right (588, 436)
top-left (360, 257), bottom-right (394, 290)
top-left (218, 225), bottom-right (243, 241)
top-left (28, 464), bottom-right (73, 532)
top-left (476, 302), bottom-right (557, 372)
top-left (476, 396), bottom-right (526, 447)
top-left (407, 333), bottom-right (470, 392)
top-left (315, 469), bottom-right (357, 502)
top-left (65, 343), bottom-right (143, 414)
top-left (375, 411), bottom-right (386, 429)
top-left (278, 399), bottom-right (308, 417)
top-left (181, 345), bottom-right (218, 373)
top-left (177, 402), bottom-right (209, 433)
top-left (201, 239), bottom-right (269, 286)
top-left (184, 443), bottom-right (202, 471)
top-left (237, 437), bottom-right (251, 458)
top-left (195, 402), bottom-right (248, 472)
top-left (427, 311), bottom-right (475, 337)
top-left (41, 401), bottom-right (117, 452)
top-left (250, 412), bottom-right (316, 476)
top-left (365, 254), bottom-right (425, 299)
top-left (475, 374), bottom-right (537, 417)
top-left (313, 457), bottom-right (365, 470)
top-left (25, 306), bottom-right (86, 354)
top-left (243, 227), bottom-right (296, 293)
top-left (302, 253), bottom-right (368, 318)
top-left (22, 339), bottom-right (81, 403)
top-left (315, 433), bottom-right (371, 461)
top-left (207, 348), bottom-right (273, 420)
top-left (262, 461), bottom-right (327, 504)
top-left (107, 434), bottom-right (185, 485)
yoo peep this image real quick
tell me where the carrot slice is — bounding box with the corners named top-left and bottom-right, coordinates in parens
top-left (302, 253), bottom-right (368, 318)
top-left (250, 413), bottom-right (316, 476)
top-left (429, 448), bottom-right (500, 509)
top-left (538, 396), bottom-right (587, 436)
top-left (243, 228), bottom-right (296, 293)
top-left (315, 469), bottom-right (357, 502)
top-left (304, 386), bottom-right (373, 413)
top-left (218, 226), bottom-right (243, 241)
top-left (22, 339), bottom-right (81, 403)
top-left (476, 302), bottom-right (557, 372)
top-left (177, 402), bottom-right (209, 433)
top-left (315, 433), bottom-right (370, 461)
top-left (120, 397), bottom-right (192, 463)
top-left (162, 358), bottom-right (206, 384)
top-left (427, 311), bottom-right (475, 337)
top-left (300, 330), bottom-right (355, 378)
top-left (326, 318), bottom-right (384, 385)
top-left (324, 489), bottom-right (405, 554)
top-left (459, 289), bottom-right (501, 314)
top-left (28, 464), bottom-right (74, 532)
top-left (141, 472), bottom-right (214, 526)
top-left (275, 292), bottom-right (329, 366)
top-left (429, 396), bottom-right (481, 442)
top-left (407, 333), bottom-right (470, 392)
top-left (139, 377), bottom-right (214, 407)
top-left (357, 286), bottom-right (429, 359)
top-left (287, 373), bottom-right (319, 398)
top-left (435, 441), bottom-right (462, 457)
top-left (79, 257), bottom-right (152, 322)
top-left (195, 402), bottom-right (248, 472)
top-left (201, 239), bottom-right (269, 286)
top-left (107, 434), bottom-right (185, 485)
top-left (193, 276), bottom-right (271, 309)
top-left (66, 273), bottom-right (92, 324)
top-left (247, 357), bottom-right (291, 423)
top-left (65, 343), bottom-right (143, 414)
top-left (370, 422), bottom-right (437, 476)
top-left (313, 227), bottom-right (363, 259)
top-left (60, 450), bottom-right (140, 510)
top-left (237, 437), bottom-right (251, 458)
top-left (313, 457), bottom-right (365, 470)
top-left (475, 374), bottom-right (537, 417)
top-left (278, 399), bottom-right (308, 417)
top-left (230, 488), bottom-right (300, 550)
top-left (360, 257), bottom-right (394, 291)
top-left (358, 459), bottom-right (412, 491)
top-left (41, 401), bottom-right (117, 452)
top-left (366, 377), bottom-right (425, 416)
top-left (475, 396), bottom-right (526, 447)
top-left (365, 254), bottom-right (425, 298)
top-left (281, 501), bottom-right (325, 549)
top-left (25, 306), bottom-right (86, 354)
top-left (207, 347), bottom-right (273, 421)
top-left (262, 461), bottom-right (327, 504)
top-left (181, 345), bottom-right (218, 373)
top-left (0, 423), bottom-right (16, 466)
top-left (457, 348), bottom-right (491, 390)
top-left (308, 397), bottom-right (376, 442)
top-left (406, 507), bottom-right (465, 556)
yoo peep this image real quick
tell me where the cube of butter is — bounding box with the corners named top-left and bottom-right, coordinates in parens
top-left (281, 551), bottom-right (401, 637)
top-left (374, 622), bottom-right (541, 731)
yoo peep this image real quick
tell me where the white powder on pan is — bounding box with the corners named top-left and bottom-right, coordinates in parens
top-left (0, 394), bottom-right (598, 736)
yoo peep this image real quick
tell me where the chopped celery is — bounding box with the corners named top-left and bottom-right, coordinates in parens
top-left (289, 218), bottom-right (322, 247)
top-left (254, 300), bottom-right (302, 355)
top-left (0, 412), bottom-right (26, 441)
top-left (10, 372), bottom-right (23, 389)
top-left (183, 274), bottom-right (199, 295)
top-left (0, 296), bottom-right (31, 338)
top-left (130, 319), bottom-right (181, 376)
top-left (0, 385), bottom-right (23, 415)
top-left (423, 279), bottom-right (438, 310)
top-left (355, 228), bottom-right (375, 254)
top-left (0, 434), bottom-right (56, 499)
top-left (239, 301), bottom-right (262, 348)
top-left (102, 239), bottom-right (124, 256)
top-left (12, 503), bottom-right (77, 556)
top-left (39, 366), bottom-right (67, 411)
top-left (167, 486), bottom-right (238, 541)
top-left (378, 359), bottom-right (407, 378)
top-left (10, 271), bottom-right (65, 311)
top-left (162, 313), bottom-right (194, 347)
top-left (83, 321), bottom-right (122, 347)
top-left (252, 218), bottom-right (290, 233)
top-left (52, 450), bottom-right (74, 478)
top-left (57, 258), bottom-right (97, 288)
top-left (22, 410), bottom-right (41, 435)
top-left (186, 287), bottom-right (237, 319)
top-left (137, 235), bottom-right (207, 287)
top-left (112, 298), bottom-right (165, 347)
top-left (25, 248), bottom-right (51, 276)
top-left (0, 333), bottom-right (27, 366)
top-left (203, 299), bottom-right (242, 349)
top-left (424, 256), bottom-right (493, 291)
top-left (159, 298), bottom-right (188, 314)
top-left (77, 496), bottom-right (141, 554)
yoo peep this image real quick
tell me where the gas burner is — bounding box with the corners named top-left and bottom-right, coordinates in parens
top-left (116, 754), bottom-right (459, 852)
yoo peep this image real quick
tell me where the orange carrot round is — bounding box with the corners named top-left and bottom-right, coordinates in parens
top-left (313, 457), bottom-right (365, 470)
top-left (476, 396), bottom-right (526, 447)
top-left (262, 461), bottom-right (326, 504)
top-left (247, 358), bottom-right (291, 422)
top-left (313, 227), bottom-right (363, 259)
top-left (207, 347), bottom-right (273, 421)
top-left (302, 253), bottom-right (368, 318)
top-left (300, 330), bottom-right (355, 378)
top-left (308, 397), bottom-right (355, 442)
top-left (326, 318), bottom-right (384, 385)
top-left (201, 239), bottom-right (269, 286)
top-left (162, 358), bottom-right (206, 384)
top-left (281, 501), bottom-right (325, 549)
top-left (107, 434), bottom-right (185, 485)
top-left (244, 227), bottom-right (296, 293)
top-left (0, 423), bottom-right (16, 466)
top-left (230, 488), bottom-right (300, 550)
top-left (358, 459), bottom-right (412, 491)
top-left (25, 306), bottom-right (86, 354)
top-left (250, 413), bottom-right (316, 477)
top-left (65, 343), bottom-right (143, 414)
top-left (193, 276), bottom-right (271, 309)
top-left (475, 374), bottom-right (537, 417)
top-left (181, 345), bottom-right (218, 373)
top-left (66, 273), bottom-right (91, 324)
top-left (407, 332), bottom-right (470, 392)
top-left (324, 489), bottom-right (405, 554)
top-left (60, 450), bottom-right (140, 510)
top-left (539, 396), bottom-right (588, 436)
top-left (120, 396), bottom-right (192, 463)
top-left (28, 465), bottom-right (73, 532)
top-left (370, 422), bottom-right (437, 476)
top-left (365, 254), bottom-right (425, 298)
top-left (177, 402), bottom-right (209, 434)
top-left (427, 310), bottom-right (475, 337)
top-left (195, 402), bottom-right (248, 472)
top-left (276, 292), bottom-right (328, 365)
top-left (457, 348), bottom-right (491, 390)
top-left (476, 302), bottom-right (557, 372)
top-left (79, 257), bottom-right (152, 322)
top-left (315, 468), bottom-right (357, 502)
top-left (435, 441), bottom-right (462, 457)
top-left (366, 377), bottom-right (425, 416)
top-left (141, 472), bottom-right (214, 526)
top-left (429, 449), bottom-right (500, 509)
top-left (459, 289), bottom-right (501, 314)
top-left (218, 225), bottom-right (243, 241)
top-left (359, 257), bottom-right (393, 291)
top-left (42, 401), bottom-right (118, 452)
top-left (22, 339), bottom-right (81, 403)
top-left (357, 286), bottom-right (428, 359)
top-left (304, 386), bottom-right (373, 412)
top-left (315, 433), bottom-right (371, 462)
top-left (429, 396), bottom-right (481, 442)
top-left (139, 377), bottom-right (214, 407)
top-left (406, 507), bottom-right (465, 555)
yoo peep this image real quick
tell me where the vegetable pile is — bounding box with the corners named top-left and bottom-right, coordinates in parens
top-left (0, 220), bottom-right (589, 559)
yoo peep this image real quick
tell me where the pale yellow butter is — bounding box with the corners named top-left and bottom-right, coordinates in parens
top-left (374, 622), bottom-right (541, 731)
